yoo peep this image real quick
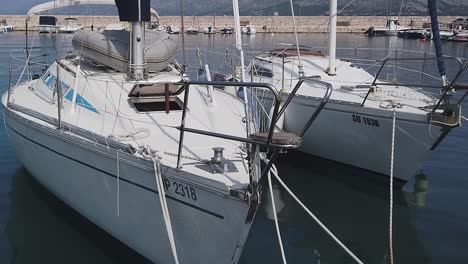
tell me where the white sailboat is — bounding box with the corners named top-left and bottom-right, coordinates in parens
top-left (241, 25), bottom-right (256, 35)
top-left (58, 17), bottom-right (84, 33)
top-left (0, 19), bottom-right (14, 32)
top-left (366, 17), bottom-right (411, 37)
top-left (247, 0), bottom-right (468, 182)
top-left (3, 0), bottom-right (304, 263)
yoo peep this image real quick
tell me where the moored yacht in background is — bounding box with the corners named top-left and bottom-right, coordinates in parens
top-left (247, 0), bottom-right (468, 183)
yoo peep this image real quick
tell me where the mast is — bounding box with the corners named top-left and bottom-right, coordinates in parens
top-left (130, 21), bottom-right (145, 80)
top-left (115, 0), bottom-right (151, 80)
top-left (232, 0), bottom-right (250, 135)
top-left (180, 0), bottom-right (186, 66)
top-left (327, 0), bottom-right (337, 76)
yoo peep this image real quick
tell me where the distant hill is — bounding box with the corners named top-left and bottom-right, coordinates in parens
top-left (155, 0), bottom-right (468, 16)
top-left (2, 0), bottom-right (467, 16)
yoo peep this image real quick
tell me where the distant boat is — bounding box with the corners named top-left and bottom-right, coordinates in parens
top-left (366, 17), bottom-right (410, 37)
top-left (0, 19), bottom-right (14, 32)
top-left (204, 26), bottom-right (217, 34)
top-left (241, 25), bottom-right (256, 35)
top-left (38, 16), bottom-right (59, 33)
top-left (437, 30), bottom-right (455, 41)
top-left (186, 27), bottom-right (199, 34)
top-left (166, 25), bottom-right (181, 34)
top-left (220, 27), bottom-right (234, 34)
top-left (448, 30), bottom-right (468, 42)
top-left (397, 29), bottom-right (431, 39)
top-left (59, 18), bottom-right (84, 34)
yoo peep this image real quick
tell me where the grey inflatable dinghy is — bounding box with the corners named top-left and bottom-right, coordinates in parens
top-left (72, 30), bottom-right (178, 72)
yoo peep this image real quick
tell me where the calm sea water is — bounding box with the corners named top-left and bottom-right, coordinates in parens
top-left (0, 31), bottom-right (467, 264)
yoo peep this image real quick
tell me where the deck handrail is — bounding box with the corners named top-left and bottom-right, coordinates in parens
top-left (361, 56), bottom-right (465, 107)
top-left (274, 77), bottom-right (333, 137)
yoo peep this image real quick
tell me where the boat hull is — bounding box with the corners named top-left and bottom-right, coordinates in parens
top-left (39, 25), bottom-right (58, 33)
top-left (3, 105), bottom-right (253, 264)
top-left (281, 96), bottom-right (442, 182)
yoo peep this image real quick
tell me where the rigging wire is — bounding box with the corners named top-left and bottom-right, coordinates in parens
top-left (288, 0), bottom-right (303, 76)
top-left (180, 0), bottom-right (187, 66)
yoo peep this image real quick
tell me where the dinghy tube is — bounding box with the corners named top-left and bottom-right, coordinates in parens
top-left (72, 30), bottom-right (178, 73)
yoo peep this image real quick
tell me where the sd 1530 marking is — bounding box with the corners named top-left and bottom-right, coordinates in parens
top-left (352, 114), bottom-right (380, 127)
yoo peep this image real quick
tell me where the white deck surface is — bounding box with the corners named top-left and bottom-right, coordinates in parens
top-left (9, 58), bottom-right (252, 191)
top-left (251, 54), bottom-right (439, 116)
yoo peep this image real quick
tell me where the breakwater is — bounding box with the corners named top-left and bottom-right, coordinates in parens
top-left (0, 15), bottom-right (460, 33)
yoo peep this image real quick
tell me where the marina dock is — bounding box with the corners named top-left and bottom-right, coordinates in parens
top-left (0, 15), bottom-right (460, 33)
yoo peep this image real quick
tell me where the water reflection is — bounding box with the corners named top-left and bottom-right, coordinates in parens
top-left (240, 151), bottom-right (430, 264)
top-left (7, 168), bottom-right (151, 264)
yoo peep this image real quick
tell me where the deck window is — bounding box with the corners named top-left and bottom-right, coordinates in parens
top-left (129, 82), bottom-right (184, 113)
top-left (133, 99), bottom-right (183, 112)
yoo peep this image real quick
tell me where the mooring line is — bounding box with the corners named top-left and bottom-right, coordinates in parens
top-left (265, 161), bottom-right (364, 264)
top-left (268, 167), bottom-right (287, 264)
top-left (389, 110), bottom-right (396, 264)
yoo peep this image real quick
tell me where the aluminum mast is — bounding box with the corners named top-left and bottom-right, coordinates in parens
top-left (327, 0), bottom-right (337, 76)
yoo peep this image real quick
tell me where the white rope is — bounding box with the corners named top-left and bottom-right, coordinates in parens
top-left (267, 168), bottom-right (287, 264)
top-left (15, 31), bottom-right (38, 87)
top-left (3, 112), bottom-right (9, 137)
top-left (116, 150), bottom-right (120, 217)
top-left (462, 115), bottom-right (468, 122)
top-left (267, 163), bottom-right (364, 264)
top-left (389, 110), bottom-right (396, 264)
top-left (153, 157), bottom-right (180, 264)
top-left (110, 128), bottom-right (151, 141)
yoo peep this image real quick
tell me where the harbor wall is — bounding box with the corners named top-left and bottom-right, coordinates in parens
top-left (0, 15), bottom-right (461, 33)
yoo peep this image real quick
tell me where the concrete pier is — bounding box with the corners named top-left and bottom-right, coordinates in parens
top-left (0, 15), bottom-right (460, 33)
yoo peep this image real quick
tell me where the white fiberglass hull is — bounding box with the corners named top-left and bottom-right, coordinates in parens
top-left (39, 25), bottom-right (58, 33)
top-left (282, 96), bottom-right (441, 182)
top-left (3, 106), bottom-right (253, 264)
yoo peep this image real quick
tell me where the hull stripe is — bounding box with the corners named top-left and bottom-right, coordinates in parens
top-left (7, 124), bottom-right (225, 220)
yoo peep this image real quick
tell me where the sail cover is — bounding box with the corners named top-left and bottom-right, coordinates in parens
top-left (428, 0), bottom-right (446, 78)
top-left (115, 0), bottom-right (151, 21)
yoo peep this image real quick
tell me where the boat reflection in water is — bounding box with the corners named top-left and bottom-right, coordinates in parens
top-left (240, 151), bottom-right (430, 264)
top-left (6, 153), bottom-right (431, 263)
top-left (7, 168), bottom-right (151, 264)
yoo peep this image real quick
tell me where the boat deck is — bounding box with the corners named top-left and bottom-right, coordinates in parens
top-left (252, 54), bottom-right (439, 118)
top-left (6, 58), bottom-right (252, 193)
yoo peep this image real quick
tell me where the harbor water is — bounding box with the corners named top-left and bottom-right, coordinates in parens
top-left (0, 32), bottom-right (467, 263)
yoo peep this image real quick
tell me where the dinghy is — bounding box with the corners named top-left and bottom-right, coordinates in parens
top-left (72, 30), bottom-right (178, 73)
